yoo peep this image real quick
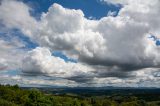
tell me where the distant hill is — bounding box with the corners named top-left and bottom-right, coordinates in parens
top-left (0, 84), bottom-right (160, 106)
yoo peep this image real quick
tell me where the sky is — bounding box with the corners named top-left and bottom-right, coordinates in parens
top-left (0, 0), bottom-right (160, 87)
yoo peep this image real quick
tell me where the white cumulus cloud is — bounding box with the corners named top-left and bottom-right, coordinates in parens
top-left (0, 0), bottom-right (38, 37)
top-left (22, 47), bottom-right (94, 78)
top-left (1, 0), bottom-right (160, 87)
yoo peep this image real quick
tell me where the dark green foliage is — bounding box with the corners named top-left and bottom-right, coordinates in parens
top-left (0, 84), bottom-right (159, 106)
top-left (0, 99), bottom-right (18, 106)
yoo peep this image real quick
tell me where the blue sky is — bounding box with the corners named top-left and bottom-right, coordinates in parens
top-left (0, 0), bottom-right (160, 87)
top-left (0, 0), bottom-right (122, 62)
top-left (22, 0), bottom-right (121, 20)
top-left (1, 0), bottom-right (121, 62)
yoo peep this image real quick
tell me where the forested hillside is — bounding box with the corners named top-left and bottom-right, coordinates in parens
top-left (0, 85), bottom-right (159, 106)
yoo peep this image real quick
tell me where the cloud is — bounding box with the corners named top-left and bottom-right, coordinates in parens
top-left (32, 1), bottom-right (160, 72)
top-left (0, 38), bottom-right (25, 71)
top-left (0, 0), bottom-right (37, 37)
top-left (0, 0), bottom-right (160, 87)
top-left (0, 70), bottom-right (79, 87)
top-left (1, 68), bottom-right (160, 87)
top-left (33, 1), bottom-right (160, 86)
top-left (22, 47), bottom-right (94, 79)
top-left (21, 47), bottom-right (160, 87)
top-left (34, 3), bottom-right (107, 59)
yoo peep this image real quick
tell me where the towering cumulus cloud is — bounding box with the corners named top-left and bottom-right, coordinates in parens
top-left (33, 1), bottom-right (160, 72)
top-left (35, 3), bottom-right (107, 59)
top-left (0, 0), bottom-right (160, 87)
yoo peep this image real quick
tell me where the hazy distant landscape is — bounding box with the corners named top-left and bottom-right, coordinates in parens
top-left (0, 84), bottom-right (160, 106)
